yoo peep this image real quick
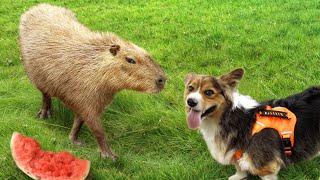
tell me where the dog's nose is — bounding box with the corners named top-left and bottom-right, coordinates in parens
top-left (187, 98), bottom-right (198, 107)
top-left (156, 76), bottom-right (166, 88)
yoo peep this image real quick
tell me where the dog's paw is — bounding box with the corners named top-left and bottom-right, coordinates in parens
top-left (228, 172), bottom-right (248, 180)
top-left (260, 174), bottom-right (278, 180)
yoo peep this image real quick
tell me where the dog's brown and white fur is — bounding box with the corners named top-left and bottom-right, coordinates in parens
top-left (184, 68), bottom-right (320, 180)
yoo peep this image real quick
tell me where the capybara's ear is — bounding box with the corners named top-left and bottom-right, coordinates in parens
top-left (219, 68), bottom-right (244, 88)
top-left (185, 73), bottom-right (195, 84)
top-left (109, 44), bottom-right (120, 56)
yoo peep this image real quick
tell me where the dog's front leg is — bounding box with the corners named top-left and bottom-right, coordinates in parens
top-left (259, 174), bottom-right (278, 180)
top-left (228, 164), bottom-right (248, 180)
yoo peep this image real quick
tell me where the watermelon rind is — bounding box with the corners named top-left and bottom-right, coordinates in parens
top-left (11, 132), bottom-right (38, 179)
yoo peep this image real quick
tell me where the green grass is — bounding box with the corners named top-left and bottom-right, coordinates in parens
top-left (1, 0), bottom-right (320, 179)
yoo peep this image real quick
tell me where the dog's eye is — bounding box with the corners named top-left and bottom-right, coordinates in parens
top-left (204, 90), bottom-right (214, 97)
top-left (188, 86), bottom-right (194, 92)
top-left (125, 57), bottom-right (136, 64)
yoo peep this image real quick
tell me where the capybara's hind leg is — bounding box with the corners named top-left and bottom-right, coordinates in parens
top-left (37, 93), bottom-right (52, 119)
top-left (69, 115), bottom-right (84, 145)
top-left (85, 118), bottom-right (117, 161)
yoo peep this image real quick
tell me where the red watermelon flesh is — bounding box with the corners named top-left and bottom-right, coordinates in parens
top-left (10, 132), bottom-right (90, 180)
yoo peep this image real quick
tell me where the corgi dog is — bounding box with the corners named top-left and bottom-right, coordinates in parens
top-left (184, 68), bottom-right (320, 180)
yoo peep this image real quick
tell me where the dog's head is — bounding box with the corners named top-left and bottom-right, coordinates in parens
top-left (184, 68), bottom-right (244, 129)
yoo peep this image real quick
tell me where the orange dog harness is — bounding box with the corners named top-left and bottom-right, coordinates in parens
top-left (234, 106), bottom-right (297, 161)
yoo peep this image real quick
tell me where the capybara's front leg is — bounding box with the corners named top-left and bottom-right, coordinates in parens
top-left (85, 117), bottom-right (117, 161)
top-left (69, 115), bottom-right (84, 145)
top-left (37, 92), bottom-right (52, 119)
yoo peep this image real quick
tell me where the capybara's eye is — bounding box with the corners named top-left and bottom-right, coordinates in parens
top-left (204, 90), bottom-right (214, 97)
top-left (188, 86), bottom-right (194, 92)
top-left (125, 57), bottom-right (136, 64)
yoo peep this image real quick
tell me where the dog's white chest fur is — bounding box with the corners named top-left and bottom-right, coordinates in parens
top-left (200, 120), bottom-right (235, 165)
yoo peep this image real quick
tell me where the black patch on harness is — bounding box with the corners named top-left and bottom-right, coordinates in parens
top-left (259, 110), bottom-right (288, 119)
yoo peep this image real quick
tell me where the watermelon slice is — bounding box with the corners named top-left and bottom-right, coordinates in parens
top-left (10, 132), bottom-right (90, 180)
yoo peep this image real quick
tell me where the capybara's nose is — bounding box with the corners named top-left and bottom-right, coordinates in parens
top-left (187, 98), bottom-right (198, 107)
top-left (156, 76), bottom-right (166, 88)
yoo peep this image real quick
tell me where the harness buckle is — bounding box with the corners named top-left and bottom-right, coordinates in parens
top-left (282, 137), bottom-right (292, 156)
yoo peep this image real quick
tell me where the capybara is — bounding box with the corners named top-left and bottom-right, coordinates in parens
top-left (19, 4), bottom-right (166, 160)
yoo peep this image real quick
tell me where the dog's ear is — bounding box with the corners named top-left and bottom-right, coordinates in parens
top-left (185, 73), bottom-right (195, 84)
top-left (109, 44), bottom-right (120, 56)
top-left (219, 68), bottom-right (244, 89)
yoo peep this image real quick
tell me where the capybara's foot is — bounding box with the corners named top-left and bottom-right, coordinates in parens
top-left (69, 135), bottom-right (83, 146)
top-left (71, 139), bottom-right (83, 146)
top-left (101, 151), bottom-right (118, 161)
top-left (37, 109), bottom-right (52, 119)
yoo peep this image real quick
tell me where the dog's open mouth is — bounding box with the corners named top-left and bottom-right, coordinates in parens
top-left (187, 105), bottom-right (217, 130)
top-left (201, 105), bottom-right (217, 118)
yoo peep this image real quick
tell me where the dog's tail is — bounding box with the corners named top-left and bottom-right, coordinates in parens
top-left (303, 87), bottom-right (320, 142)
top-left (301, 86), bottom-right (320, 101)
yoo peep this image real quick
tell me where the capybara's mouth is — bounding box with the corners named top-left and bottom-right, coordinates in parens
top-left (150, 78), bottom-right (166, 93)
top-left (157, 84), bottom-right (165, 92)
top-left (154, 86), bottom-right (165, 93)
top-left (156, 76), bottom-right (166, 90)
top-left (145, 86), bottom-right (164, 94)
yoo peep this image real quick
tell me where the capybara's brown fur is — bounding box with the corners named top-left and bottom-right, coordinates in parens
top-left (19, 4), bottom-right (166, 160)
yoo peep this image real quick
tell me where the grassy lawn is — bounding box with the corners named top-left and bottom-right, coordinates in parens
top-left (1, 0), bottom-right (320, 179)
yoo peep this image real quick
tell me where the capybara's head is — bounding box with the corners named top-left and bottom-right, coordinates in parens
top-left (183, 68), bottom-right (244, 129)
top-left (105, 37), bottom-right (167, 93)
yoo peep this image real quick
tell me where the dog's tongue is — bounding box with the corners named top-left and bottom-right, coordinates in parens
top-left (187, 109), bottom-right (201, 129)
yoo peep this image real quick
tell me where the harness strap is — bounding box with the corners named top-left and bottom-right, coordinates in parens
top-left (234, 150), bottom-right (243, 161)
top-left (282, 134), bottom-right (293, 156)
